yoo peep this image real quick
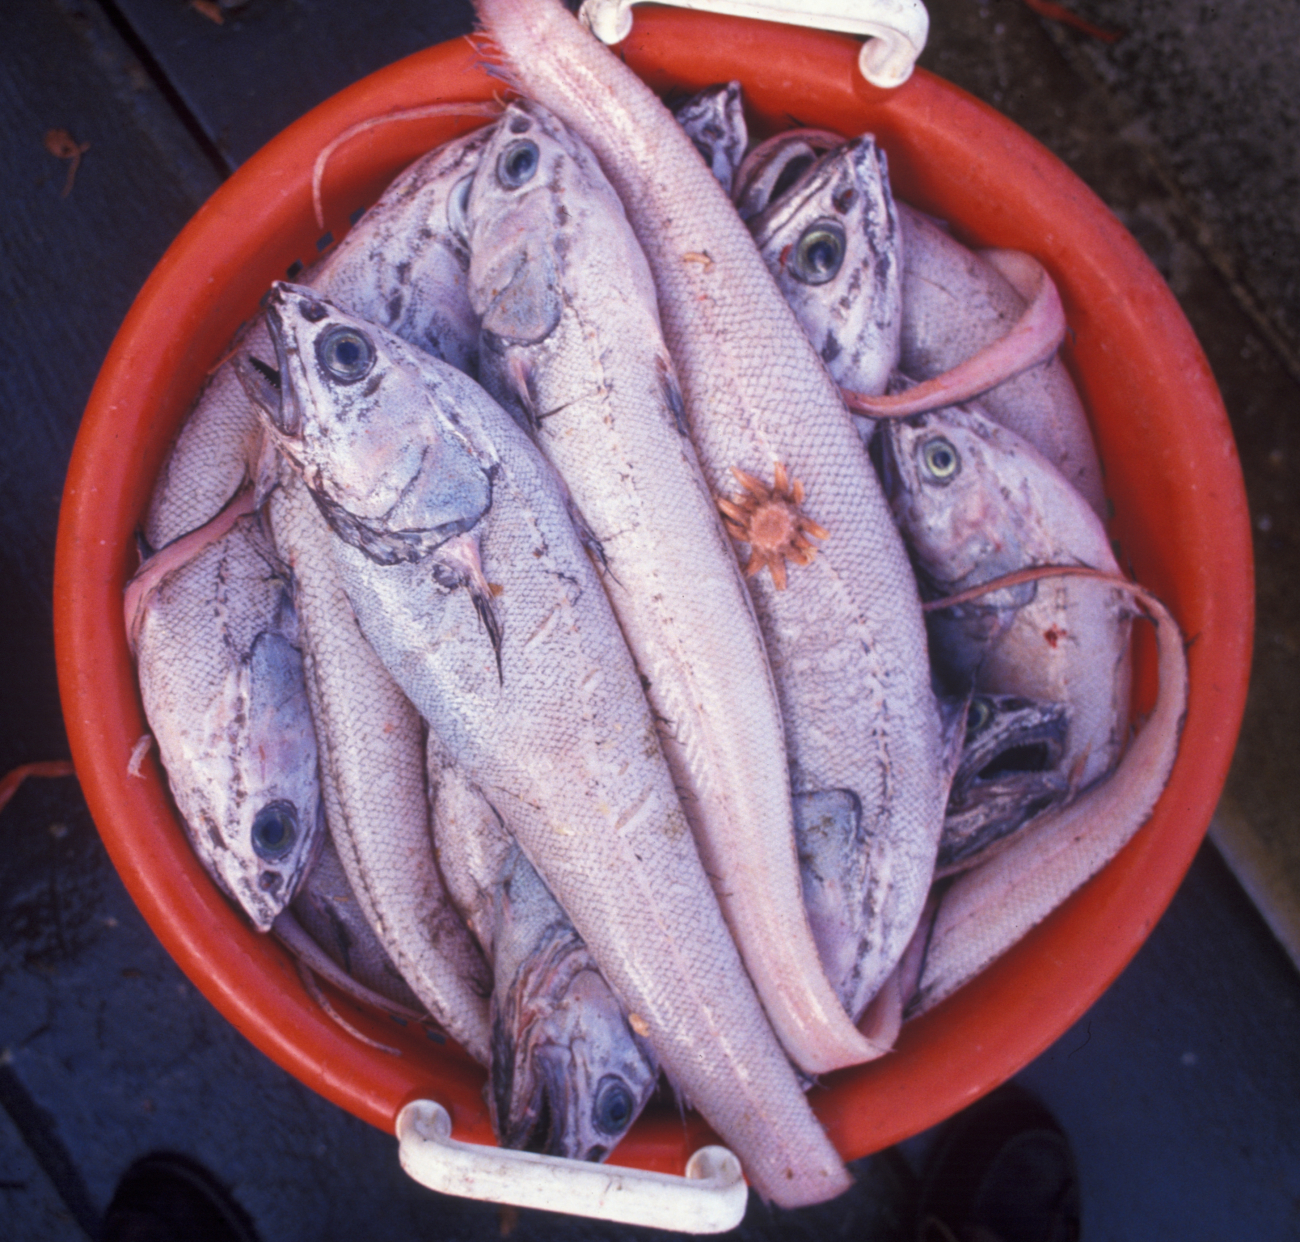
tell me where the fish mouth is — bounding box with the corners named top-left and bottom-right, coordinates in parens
top-left (256, 283), bottom-right (317, 436)
top-left (490, 929), bottom-right (590, 1157)
top-left (939, 696), bottom-right (1072, 872)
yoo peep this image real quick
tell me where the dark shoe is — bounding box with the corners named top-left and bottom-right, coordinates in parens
top-left (916, 1083), bottom-right (1080, 1242)
top-left (102, 1152), bottom-right (261, 1242)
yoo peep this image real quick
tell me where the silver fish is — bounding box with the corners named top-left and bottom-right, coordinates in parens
top-left (247, 281), bottom-right (845, 1207)
top-left (463, 99), bottom-right (814, 1098)
top-left (746, 135), bottom-right (903, 399)
top-left (131, 507), bottom-right (322, 930)
top-left (911, 571), bottom-right (1186, 1014)
top-left (146, 122), bottom-right (498, 550)
top-left (672, 81), bottom-right (748, 194)
top-left (474, 0), bottom-right (945, 1095)
top-left (265, 469), bottom-right (494, 1064)
top-left (894, 202), bottom-right (1105, 516)
top-left (873, 400), bottom-right (1131, 798)
top-left (431, 748), bottom-right (659, 1162)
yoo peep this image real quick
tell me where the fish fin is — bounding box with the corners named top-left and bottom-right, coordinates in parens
top-left (432, 531), bottom-right (504, 683)
top-left (564, 496), bottom-right (612, 580)
top-left (655, 354), bottom-right (691, 438)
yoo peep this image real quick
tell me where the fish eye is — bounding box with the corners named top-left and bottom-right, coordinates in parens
top-left (251, 801), bottom-right (298, 861)
top-left (497, 139), bottom-right (540, 190)
top-left (966, 696), bottom-right (993, 739)
top-left (791, 220), bottom-right (846, 285)
top-left (919, 436), bottom-right (961, 483)
top-left (592, 1075), bottom-right (635, 1136)
top-left (315, 325), bottom-right (375, 383)
top-left (447, 174), bottom-right (474, 241)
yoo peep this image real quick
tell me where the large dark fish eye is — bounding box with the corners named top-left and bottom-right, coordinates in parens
top-left (251, 800), bottom-right (299, 861)
top-left (919, 436), bottom-right (961, 483)
top-left (497, 139), bottom-right (540, 190)
top-left (592, 1075), bottom-right (635, 1136)
top-left (316, 324), bottom-right (375, 383)
top-left (791, 219), bottom-right (846, 285)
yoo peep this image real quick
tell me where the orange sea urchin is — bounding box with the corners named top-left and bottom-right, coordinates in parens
top-left (717, 462), bottom-right (829, 590)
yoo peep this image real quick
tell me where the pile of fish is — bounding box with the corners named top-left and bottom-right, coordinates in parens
top-left (124, 0), bottom-right (1187, 1210)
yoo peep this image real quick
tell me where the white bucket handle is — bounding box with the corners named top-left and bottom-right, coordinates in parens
top-left (396, 1100), bottom-right (749, 1233)
top-left (580, 0), bottom-right (929, 88)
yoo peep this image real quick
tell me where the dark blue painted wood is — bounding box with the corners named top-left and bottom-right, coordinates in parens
top-left (109, 0), bottom-right (477, 170)
top-left (1, 0), bottom-right (221, 770)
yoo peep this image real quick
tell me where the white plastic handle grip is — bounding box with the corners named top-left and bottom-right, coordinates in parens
top-left (580, 0), bottom-right (929, 88)
top-left (396, 1101), bottom-right (748, 1233)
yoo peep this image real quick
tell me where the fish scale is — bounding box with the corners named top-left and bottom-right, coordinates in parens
top-left (472, 0), bottom-right (947, 1065)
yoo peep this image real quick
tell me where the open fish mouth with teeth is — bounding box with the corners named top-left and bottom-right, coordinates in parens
top-left (939, 694), bottom-right (1072, 875)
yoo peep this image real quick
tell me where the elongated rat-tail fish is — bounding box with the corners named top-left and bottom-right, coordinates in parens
top-left (910, 570), bottom-right (1187, 1015)
top-left (873, 399), bottom-right (1131, 802)
top-left (463, 99), bottom-right (828, 1106)
top-left (264, 469), bottom-right (493, 1064)
top-left (244, 282), bottom-right (849, 1206)
top-left (431, 748), bottom-right (658, 1162)
top-left (146, 121), bottom-right (498, 550)
top-left (672, 81), bottom-right (748, 194)
top-left (475, 0), bottom-right (946, 1101)
top-left (129, 504), bottom-right (322, 930)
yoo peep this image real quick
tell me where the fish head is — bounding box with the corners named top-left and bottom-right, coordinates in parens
top-left (239, 284), bottom-right (495, 563)
top-left (491, 930), bottom-right (659, 1162)
top-left (672, 81), bottom-right (748, 194)
top-left (182, 620), bottom-right (323, 930)
top-left (222, 628), bottom-right (325, 926)
top-left (872, 402), bottom-right (1041, 598)
top-left (938, 693), bottom-right (1071, 873)
top-left (459, 100), bottom-right (581, 352)
top-left (747, 137), bottom-right (902, 394)
top-left (320, 123), bottom-right (499, 373)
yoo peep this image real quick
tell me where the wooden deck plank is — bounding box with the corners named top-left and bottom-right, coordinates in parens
top-left (110, 0), bottom-right (476, 170)
top-left (1, 0), bottom-right (221, 769)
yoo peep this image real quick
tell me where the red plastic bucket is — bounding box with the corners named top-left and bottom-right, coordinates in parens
top-left (54, 9), bottom-right (1252, 1175)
